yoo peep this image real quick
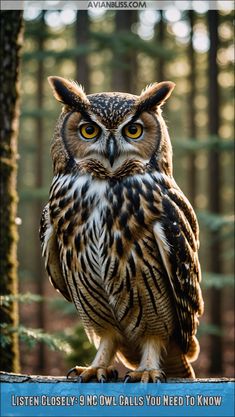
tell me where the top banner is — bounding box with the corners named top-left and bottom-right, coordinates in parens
top-left (1, 0), bottom-right (234, 11)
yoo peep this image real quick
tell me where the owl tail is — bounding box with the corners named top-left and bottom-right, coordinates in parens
top-left (163, 340), bottom-right (197, 378)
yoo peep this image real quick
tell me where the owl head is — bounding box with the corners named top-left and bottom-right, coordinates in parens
top-left (48, 76), bottom-right (175, 177)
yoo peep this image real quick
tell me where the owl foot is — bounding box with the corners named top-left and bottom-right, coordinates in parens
top-left (67, 365), bottom-right (118, 382)
top-left (124, 369), bottom-right (166, 383)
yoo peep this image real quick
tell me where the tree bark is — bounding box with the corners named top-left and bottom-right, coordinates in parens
top-left (112, 11), bottom-right (138, 93)
top-left (34, 12), bottom-right (46, 374)
top-left (188, 10), bottom-right (197, 206)
top-left (0, 11), bottom-right (23, 372)
top-left (75, 11), bottom-right (90, 92)
top-left (208, 11), bottom-right (222, 375)
top-left (157, 10), bottom-right (164, 81)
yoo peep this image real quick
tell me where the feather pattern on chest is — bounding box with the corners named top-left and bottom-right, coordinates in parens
top-left (47, 168), bottom-right (201, 347)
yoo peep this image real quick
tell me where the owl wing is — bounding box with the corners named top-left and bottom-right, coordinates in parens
top-left (153, 186), bottom-right (203, 353)
top-left (40, 204), bottom-right (72, 302)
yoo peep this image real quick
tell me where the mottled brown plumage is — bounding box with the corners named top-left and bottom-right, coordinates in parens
top-left (40, 76), bottom-right (204, 382)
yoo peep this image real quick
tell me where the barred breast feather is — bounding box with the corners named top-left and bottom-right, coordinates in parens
top-left (40, 168), bottom-right (203, 358)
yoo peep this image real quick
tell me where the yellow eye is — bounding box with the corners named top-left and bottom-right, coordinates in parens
top-left (80, 123), bottom-right (100, 140)
top-left (123, 123), bottom-right (143, 140)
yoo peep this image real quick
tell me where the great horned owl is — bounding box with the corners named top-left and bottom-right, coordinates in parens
top-left (40, 76), bottom-right (204, 382)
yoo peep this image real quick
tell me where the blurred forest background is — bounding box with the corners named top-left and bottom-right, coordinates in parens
top-left (1, 5), bottom-right (234, 378)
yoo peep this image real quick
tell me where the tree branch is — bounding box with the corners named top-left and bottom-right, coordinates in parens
top-left (0, 372), bottom-right (233, 383)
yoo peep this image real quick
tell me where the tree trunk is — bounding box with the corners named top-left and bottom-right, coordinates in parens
top-left (157, 10), bottom-right (164, 81)
top-left (75, 11), bottom-right (90, 92)
top-left (112, 11), bottom-right (137, 93)
top-left (188, 10), bottom-right (197, 206)
top-left (208, 11), bottom-right (222, 375)
top-left (0, 11), bottom-right (23, 372)
top-left (34, 12), bottom-right (46, 373)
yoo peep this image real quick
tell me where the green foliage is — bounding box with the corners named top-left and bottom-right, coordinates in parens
top-left (198, 211), bottom-right (234, 232)
top-left (22, 30), bottom-right (175, 63)
top-left (20, 187), bottom-right (49, 201)
top-left (0, 323), bottom-right (71, 354)
top-left (173, 136), bottom-right (234, 153)
top-left (198, 322), bottom-right (222, 337)
top-left (91, 30), bottom-right (175, 59)
top-left (23, 45), bottom-right (96, 62)
top-left (49, 297), bottom-right (77, 316)
top-left (1, 292), bottom-right (43, 307)
top-left (1, 293), bottom-right (73, 356)
top-left (203, 273), bottom-right (234, 289)
top-left (21, 109), bottom-right (57, 118)
top-left (66, 324), bottom-right (96, 367)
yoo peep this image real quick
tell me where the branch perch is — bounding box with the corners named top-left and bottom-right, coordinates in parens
top-left (0, 372), bottom-right (234, 383)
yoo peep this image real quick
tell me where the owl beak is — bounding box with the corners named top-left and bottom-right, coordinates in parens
top-left (106, 136), bottom-right (118, 167)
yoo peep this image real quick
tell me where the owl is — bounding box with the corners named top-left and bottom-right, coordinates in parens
top-left (40, 76), bottom-right (204, 383)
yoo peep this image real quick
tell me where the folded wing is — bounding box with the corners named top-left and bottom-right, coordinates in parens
top-left (153, 187), bottom-right (204, 353)
top-left (40, 204), bottom-right (72, 302)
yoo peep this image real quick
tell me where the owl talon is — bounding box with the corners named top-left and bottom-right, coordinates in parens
top-left (124, 369), bottom-right (166, 383)
top-left (66, 366), bottom-right (118, 382)
top-left (67, 367), bottom-right (80, 379)
top-left (124, 375), bottom-right (131, 383)
top-left (158, 371), bottom-right (166, 382)
top-left (98, 375), bottom-right (107, 383)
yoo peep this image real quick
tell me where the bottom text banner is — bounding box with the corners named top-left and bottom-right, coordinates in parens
top-left (1, 382), bottom-right (234, 417)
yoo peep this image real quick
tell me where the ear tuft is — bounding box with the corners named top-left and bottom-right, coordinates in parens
top-left (48, 76), bottom-right (90, 109)
top-left (137, 81), bottom-right (175, 112)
